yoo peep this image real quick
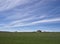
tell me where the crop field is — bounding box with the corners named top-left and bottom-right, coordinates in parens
top-left (0, 32), bottom-right (60, 44)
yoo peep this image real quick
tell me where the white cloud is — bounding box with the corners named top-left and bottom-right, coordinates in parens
top-left (3, 17), bottom-right (60, 28)
top-left (29, 18), bottom-right (60, 25)
top-left (13, 18), bottom-right (60, 26)
top-left (3, 15), bottom-right (46, 28)
top-left (0, 0), bottom-right (57, 11)
top-left (0, 0), bottom-right (60, 28)
top-left (3, 0), bottom-right (55, 21)
top-left (0, 0), bottom-right (30, 11)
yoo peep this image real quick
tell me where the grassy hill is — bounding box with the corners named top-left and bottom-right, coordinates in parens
top-left (0, 32), bottom-right (60, 44)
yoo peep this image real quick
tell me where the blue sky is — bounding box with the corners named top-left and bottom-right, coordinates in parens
top-left (0, 0), bottom-right (60, 32)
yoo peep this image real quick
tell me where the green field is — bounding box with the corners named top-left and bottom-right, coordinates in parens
top-left (0, 32), bottom-right (60, 44)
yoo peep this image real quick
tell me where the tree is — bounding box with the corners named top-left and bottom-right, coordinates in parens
top-left (37, 30), bottom-right (42, 32)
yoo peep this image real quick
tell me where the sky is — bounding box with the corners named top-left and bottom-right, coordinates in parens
top-left (0, 0), bottom-right (60, 32)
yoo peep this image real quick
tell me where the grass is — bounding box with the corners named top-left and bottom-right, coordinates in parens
top-left (0, 32), bottom-right (60, 44)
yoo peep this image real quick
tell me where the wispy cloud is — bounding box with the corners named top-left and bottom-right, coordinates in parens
top-left (28, 18), bottom-right (60, 25)
top-left (4, 15), bottom-right (46, 27)
top-left (0, 0), bottom-right (30, 11)
top-left (0, 0), bottom-right (60, 32)
top-left (1, 0), bottom-right (60, 27)
top-left (3, 17), bottom-right (60, 28)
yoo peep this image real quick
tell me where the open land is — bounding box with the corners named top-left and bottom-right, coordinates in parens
top-left (0, 32), bottom-right (60, 44)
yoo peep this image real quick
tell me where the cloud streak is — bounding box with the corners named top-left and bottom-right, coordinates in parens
top-left (0, 0), bottom-right (30, 11)
top-left (0, 0), bottom-right (60, 32)
top-left (4, 17), bottom-right (60, 28)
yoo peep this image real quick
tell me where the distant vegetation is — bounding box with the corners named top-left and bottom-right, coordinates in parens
top-left (0, 31), bottom-right (10, 32)
top-left (36, 30), bottom-right (42, 32)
